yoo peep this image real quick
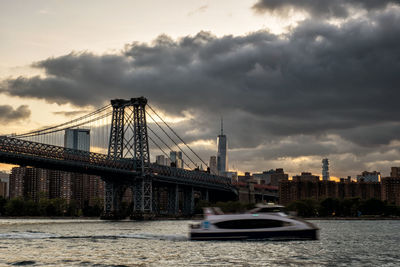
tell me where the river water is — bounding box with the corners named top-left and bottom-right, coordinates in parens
top-left (0, 219), bottom-right (399, 266)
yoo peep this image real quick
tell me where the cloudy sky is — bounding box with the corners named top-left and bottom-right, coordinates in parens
top-left (1, 0), bottom-right (400, 178)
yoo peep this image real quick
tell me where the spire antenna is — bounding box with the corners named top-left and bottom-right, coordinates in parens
top-left (220, 116), bottom-right (223, 135)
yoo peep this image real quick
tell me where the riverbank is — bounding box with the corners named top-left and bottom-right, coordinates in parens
top-left (305, 216), bottom-right (400, 220)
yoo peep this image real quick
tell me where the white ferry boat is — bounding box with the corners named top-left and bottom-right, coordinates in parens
top-left (190, 204), bottom-right (318, 241)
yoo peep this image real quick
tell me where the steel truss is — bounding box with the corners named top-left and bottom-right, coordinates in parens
top-left (105, 97), bottom-right (152, 218)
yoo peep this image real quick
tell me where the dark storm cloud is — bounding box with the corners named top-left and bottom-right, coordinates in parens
top-left (252, 0), bottom-right (399, 18)
top-left (0, 105), bottom-right (30, 123)
top-left (1, 6), bottom-right (400, 174)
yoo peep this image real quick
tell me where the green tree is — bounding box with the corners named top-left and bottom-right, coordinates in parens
top-left (66, 200), bottom-right (78, 216)
top-left (319, 198), bottom-right (341, 217)
top-left (5, 198), bottom-right (25, 216)
top-left (359, 198), bottom-right (384, 215)
top-left (286, 199), bottom-right (318, 217)
top-left (0, 196), bottom-right (7, 216)
top-left (25, 199), bottom-right (39, 216)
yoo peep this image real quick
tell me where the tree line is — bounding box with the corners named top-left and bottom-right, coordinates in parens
top-left (286, 197), bottom-right (400, 217)
top-left (0, 196), bottom-right (103, 217)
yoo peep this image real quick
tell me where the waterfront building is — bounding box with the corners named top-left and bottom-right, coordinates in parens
top-left (279, 176), bottom-right (382, 206)
top-left (9, 167), bottom-right (50, 201)
top-left (292, 172), bottom-right (320, 182)
top-left (9, 167), bottom-right (25, 198)
top-left (170, 151), bottom-right (183, 168)
top-left (217, 118), bottom-right (227, 175)
top-left (8, 130), bottom-right (104, 207)
top-left (322, 158), bottom-right (330, 181)
top-left (64, 129), bottom-right (104, 208)
top-left (381, 167), bottom-right (400, 206)
top-left (49, 171), bottom-right (73, 203)
top-left (356, 171), bottom-right (380, 182)
top-left (224, 171), bottom-right (238, 182)
top-left (24, 168), bottom-right (50, 201)
top-left (253, 169), bottom-right (288, 186)
top-left (253, 172), bottom-right (271, 185)
top-left (72, 173), bottom-right (105, 208)
top-left (238, 172), bottom-right (252, 183)
top-left (209, 156), bottom-right (217, 175)
top-left (390, 167), bottom-right (400, 177)
top-left (0, 180), bottom-right (7, 198)
top-left (0, 171), bottom-right (9, 198)
top-left (156, 155), bottom-right (171, 166)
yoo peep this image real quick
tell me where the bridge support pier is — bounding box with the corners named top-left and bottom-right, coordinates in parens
top-left (101, 181), bottom-right (125, 220)
top-left (182, 186), bottom-right (194, 215)
top-left (131, 176), bottom-right (154, 220)
top-left (167, 184), bottom-right (179, 215)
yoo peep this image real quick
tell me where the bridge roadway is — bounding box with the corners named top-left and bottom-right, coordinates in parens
top-left (0, 136), bottom-right (236, 193)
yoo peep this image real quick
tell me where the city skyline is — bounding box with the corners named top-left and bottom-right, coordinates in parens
top-left (1, 0), bottom-right (400, 178)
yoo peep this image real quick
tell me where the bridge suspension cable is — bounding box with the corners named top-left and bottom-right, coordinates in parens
top-left (147, 125), bottom-right (192, 169)
top-left (146, 111), bottom-right (198, 169)
top-left (16, 111), bottom-right (112, 138)
top-left (12, 104), bottom-right (112, 138)
top-left (147, 104), bottom-right (209, 168)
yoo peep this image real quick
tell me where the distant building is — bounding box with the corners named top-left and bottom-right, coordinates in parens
top-left (252, 172), bottom-right (271, 185)
top-left (0, 171), bottom-right (9, 198)
top-left (156, 155), bottom-right (171, 166)
top-left (253, 168), bottom-right (288, 186)
top-left (209, 156), bottom-right (217, 175)
top-left (322, 158), bottom-right (330, 181)
top-left (381, 167), bottom-right (400, 206)
top-left (292, 172), bottom-right (320, 182)
top-left (223, 171), bottom-right (238, 182)
top-left (217, 118), bottom-right (227, 175)
top-left (390, 167), bottom-right (400, 177)
top-left (238, 172), bottom-right (252, 183)
top-left (64, 128), bottom-right (104, 208)
top-left (49, 171), bottom-right (73, 203)
top-left (356, 171), bottom-right (380, 182)
top-left (72, 173), bottom-right (105, 208)
top-left (170, 151), bottom-right (183, 168)
top-left (9, 167), bottom-right (50, 201)
top-left (279, 175), bottom-right (382, 206)
top-left (9, 167), bottom-right (25, 198)
top-left (64, 129), bottom-right (90, 151)
top-left (0, 180), bottom-right (7, 198)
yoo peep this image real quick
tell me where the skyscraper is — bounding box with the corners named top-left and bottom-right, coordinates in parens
top-left (217, 118), bottom-right (227, 175)
top-left (64, 129), bottom-right (104, 208)
top-left (322, 158), bottom-right (330, 181)
top-left (209, 156), bottom-right (217, 175)
top-left (170, 151), bottom-right (183, 168)
top-left (64, 129), bottom-right (90, 151)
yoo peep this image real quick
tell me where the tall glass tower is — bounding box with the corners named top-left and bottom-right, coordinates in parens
top-left (217, 118), bottom-right (227, 175)
top-left (322, 158), bottom-right (330, 181)
top-left (64, 129), bottom-right (90, 151)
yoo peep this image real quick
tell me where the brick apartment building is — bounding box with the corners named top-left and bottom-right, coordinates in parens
top-left (9, 166), bottom-right (104, 208)
top-left (279, 172), bottom-right (383, 206)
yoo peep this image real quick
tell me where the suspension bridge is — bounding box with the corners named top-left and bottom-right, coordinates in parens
top-left (0, 97), bottom-right (237, 219)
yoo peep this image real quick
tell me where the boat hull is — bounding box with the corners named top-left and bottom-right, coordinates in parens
top-left (190, 228), bottom-right (318, 241)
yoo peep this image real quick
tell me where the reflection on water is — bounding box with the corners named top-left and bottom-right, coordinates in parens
top-left (0, 219), bottom-right (399, 266)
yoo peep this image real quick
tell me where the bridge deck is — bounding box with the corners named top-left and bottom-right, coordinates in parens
top-left (0, 137), bottom-right (236, 193)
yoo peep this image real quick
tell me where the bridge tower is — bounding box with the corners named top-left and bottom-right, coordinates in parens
top-left (102, 97), bottom-right (152, 219)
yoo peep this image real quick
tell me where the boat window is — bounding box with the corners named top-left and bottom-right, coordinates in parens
top-left (215, 219), bottom-right (290, 229)
top-left (257, 207), bottom-right (284, 213)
